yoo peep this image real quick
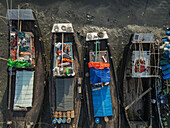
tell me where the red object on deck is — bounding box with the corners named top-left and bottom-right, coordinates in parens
top-left (14, 33), bottom-right (18, 46)
top-left (88, 62), bottom-right (110, 69)
top-left (11, 48), bottom-right (17, 61)
top-left (134, 60), bottom-right (146, 73)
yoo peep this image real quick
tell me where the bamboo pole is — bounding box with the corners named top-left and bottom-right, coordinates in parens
top-left (167, 80), bottom-right (169, 94)
top-left (17, 5), bottom-right (20, 31)
top-left (61, 32), bottom-right (64, 73)
top-left (0, 57), bottom-right (8, 61)
top-left (95, 40), bottom-right (98, 62)
top-left (20, 20), bottom-right (22, 32)
top-left (125, 87), bottom-right (152, 110)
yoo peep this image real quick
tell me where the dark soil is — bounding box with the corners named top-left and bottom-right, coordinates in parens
top-left (0, 0), bottom-right (170, 127)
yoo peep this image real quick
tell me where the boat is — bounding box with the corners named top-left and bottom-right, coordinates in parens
top-left (122, 33), bottom-right (159, 128)
top-left (49, 23), bottom-right (82, 127)
top-left (83, 31), bottom-right (119, 127)
top-left (155, 30), bottom-right (170, 128)
top-left (6, 9), bottom-right (46, 128)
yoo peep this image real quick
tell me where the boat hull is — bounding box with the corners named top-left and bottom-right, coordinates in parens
top-left (83, 39), bottom-right (119, 128)
top-left (6, 18), bottom-right (45, 128)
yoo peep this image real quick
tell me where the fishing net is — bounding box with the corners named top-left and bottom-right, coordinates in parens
top-left (8, 58), bottom-right (30, 68)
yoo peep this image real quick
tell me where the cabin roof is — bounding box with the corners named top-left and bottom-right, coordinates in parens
top-left (52, 23), bottom-right (74, 33)
top-left (86, 31), bottom-right (108, 41)
top-left (92, 86), bottom-right (113, 117)
top-left (13, 70), bottom-right (34, 108)
top-left (133, 33), bottom-right (154, 43)
top-left (6, 9), bottom-right (35, 20)
top-left (55, 78), bottom-right (74, 111)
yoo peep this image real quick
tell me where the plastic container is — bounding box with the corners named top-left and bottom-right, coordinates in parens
top-left (95, 118), bottom-right (100, 124)
top-left (161, 99), bottom-right (165, 104)
top-left (159, 95), bottom-right (165, 100)
top-left (57, 118), bottom-right (62, 124)
top-left (67, 118), bottom-right (71, 123)
top-left (162, 38), bottom-right (168, 43)
top-left (166, 31), bottom-right (170, 36)
top-left (62, 118), bottom-right (66, 124)
top-left (52, 119), bottom-right (57, 124)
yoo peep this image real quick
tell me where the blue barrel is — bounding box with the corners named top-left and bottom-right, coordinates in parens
top-left (166, 44), bottom-right (170, 48)
top-left (52, 119), bottom-right (57, 124)
top-left (159, 95), bottom-right (165, 100)
top-left (161, 99), bottom-right (165, 104)
top-left (157, 90), bottom-right (161, 94)
top-left (166, 31), bottom-right (170, 36)
top-left (162, 38), bottom-right (168, 43)
top-left (57, 118), bottom-right (62, 124)
top-left (62, 118), bottom-right (66, 124)
top-left (165, 51), bottom-right (170, 55)
top-left (95, 118), bottom-right (100, 124)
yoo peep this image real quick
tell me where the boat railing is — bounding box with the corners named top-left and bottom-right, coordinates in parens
top-left (130, 33), bottom-right (160, 78)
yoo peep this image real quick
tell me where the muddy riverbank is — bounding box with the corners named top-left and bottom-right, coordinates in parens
top-left (0, 0), bottom-right (170, 127)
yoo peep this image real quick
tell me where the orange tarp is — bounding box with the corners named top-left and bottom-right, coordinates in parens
top-left (63, 58), bottom-right (73, 63)
top-left (20, 52), bottom-right (31, 56)
top-left (88, 62), bottom-right (110, 69)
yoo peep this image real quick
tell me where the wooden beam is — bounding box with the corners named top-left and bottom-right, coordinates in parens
top-left (167, 80), bottom-right (169, 94)
top-left (125, 87), bottom-right (152, 110)
top-left (0, 57), bottom-right (8, 61)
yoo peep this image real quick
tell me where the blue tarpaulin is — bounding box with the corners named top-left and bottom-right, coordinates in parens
top-left (162, 69), bottom-right (170, 75)
top-left (160, 60), bottom-right (169, 66)
top-left (163, 74), bottom-right (170, 80)
top-left (89, 67), bottom-right (111, 84)
top-left (161, 64), bottom-right (170, 71)
top-left (92, 86), bottom-right (113, 117)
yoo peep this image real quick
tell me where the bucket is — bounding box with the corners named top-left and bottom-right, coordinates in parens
top-left (166, 31), bottom-right (170, 36)
top-left (57, 118), bottom-right (62, 124)
top-left (162, 38), bottom-right (168, 43)
top-left (62, 118), bottom-right (66, 124)
top-left (62, 112), bottom-right (66, 118)
top-left (58, 111), bottom-right (62, 118)
top-left (67, 111), bottom-right (71, 118)
top-left (104, 116), bottom-right (109, 122)
top-left (54, 111), bottom-right (59, 118)
top-left (161, 99), bottom-right (165, 104)
top-left (95, 118), bottom-right (100, 124)
top-left (71, 110), bottom-right (75, 118)
top-left (52, 119), bottom-right (57, 124)
top-left (67, 118), bottom-right (71, 123)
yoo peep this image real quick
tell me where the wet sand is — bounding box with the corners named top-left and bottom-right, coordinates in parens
top-left (0, 0), bottom-right (170, 127)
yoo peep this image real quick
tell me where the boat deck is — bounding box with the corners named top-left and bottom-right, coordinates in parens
top-left (122, 34), bottom-right (154, 128)
top-left (50, 31), bottom-right (81, 127)
top-left (84, 39), bottom-right (119, 128)
top-left (6, 12), bottom-right (45, 128)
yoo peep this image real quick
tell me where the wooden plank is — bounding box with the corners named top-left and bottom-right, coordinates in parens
top-left (89, 50), bottom-right (109, 62)
top-left (125, 87), bottom-right (152, 110)
top-left (0, 57), bottom-right (8, 61)
top-left (167, 80), bottom-right (169, 94)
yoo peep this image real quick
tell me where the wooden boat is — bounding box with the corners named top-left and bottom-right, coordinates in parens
top-left (49, 23), bottom-right (82, 127)
top-left (122, 33), bottom-right (159, 128)
top-left (155, 30), bottom-right (170, 128)
top-left (6, 9), bottom-right (45, 128)
top-left (83, 31), bottom-right (119, 127)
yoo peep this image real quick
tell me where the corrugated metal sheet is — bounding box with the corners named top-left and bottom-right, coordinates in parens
top-left (92, 86), bottom-right (113, 117)
top-left (6, 9), bottom-right (35, 20)
top-left (55, 78), bottom-right (74, 111)
top-left (13, 70), bottom-right (34, 108)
